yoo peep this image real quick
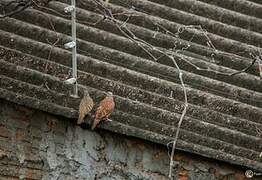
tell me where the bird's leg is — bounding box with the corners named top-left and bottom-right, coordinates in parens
top-left (104, 118), bottom-right (112, 122)
top-left (103, 115), bottom-right (112, 122)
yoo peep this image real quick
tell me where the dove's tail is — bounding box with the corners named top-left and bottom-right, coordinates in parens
top-left (77, 115), bottom-right (83, 125)
top-left (91, 118), bottom-right (99, 130)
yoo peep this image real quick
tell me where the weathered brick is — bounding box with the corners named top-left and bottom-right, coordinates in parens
top-left (0, 175), bottom-right (19, 180)
top-left (15, 106), bottom-right (34, 116)
top-left (179, 176), bottom-right (189, 180)
top-left (0, 140), bottom-right (14, 152)
top-left (0, 125), bottom-right (11, 138)
top-left (15, 130), bottom-right (26, 141)
top-left (30, 128), bottom-right (42, 139)
top-left (7, 117), bottom-right (29, 130)
top-left (53, 132), bottom-right (66, 145)
top-left (0, 164), bottom-right (20, 177)
top-left (0, 100), bottom-right (251, 180)
top-left (54, 143), bottom-right (65, 156)
top-left (0, 149), bottom-right (8, 159)
top-left (31, 137), bottom-right (42, 150)
top-left (24, 168), bottom-right (43, 179)
top-left (0, 115), bottom-right (7, 125)
top-left (0, 164), bottom-right (42, 180)
top-left (234, 172), bottom-right (246, 180)
top-left (30, 112), bottom-right (45, 130)
top-left (0, 153), bottom-right (44, 171)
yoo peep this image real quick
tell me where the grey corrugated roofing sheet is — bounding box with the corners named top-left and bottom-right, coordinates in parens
top-left (0, 0), bottom-right (261, 171)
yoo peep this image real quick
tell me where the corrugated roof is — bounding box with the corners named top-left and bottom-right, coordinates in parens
top-left (0, 0), bottom-right (261, 171)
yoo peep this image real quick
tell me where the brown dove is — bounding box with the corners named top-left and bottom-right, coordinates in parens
top-left (77, 91), bottom-right (94, 125)
top-left (91, 92), bottom-right (115, 130)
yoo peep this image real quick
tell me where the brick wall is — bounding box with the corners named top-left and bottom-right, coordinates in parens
top-left (0, 99), bottom-right (252, 179)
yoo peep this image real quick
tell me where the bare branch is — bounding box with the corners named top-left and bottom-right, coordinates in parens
top-left (0, 0), bottom-right (32, 18)
top-left (230, 58), bottom-right (257, 76)
top-left (88, 1), bottom-right (189, 178)
top-left (0, 0), bottom-right (51, 18)
top-left (167, 56), bottom-right (188, 179)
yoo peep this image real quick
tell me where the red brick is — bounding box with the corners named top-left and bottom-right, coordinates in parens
top-left (25, 169), bottom-right (33, 179)
top-left (15, 130), bottom-right (26, 141)
top-left (24, 168), bottom-right (42, 180)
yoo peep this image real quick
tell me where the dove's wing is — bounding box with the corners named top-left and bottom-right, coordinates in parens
top-left (92, 96), bottom-right (115, 130)
top-left (77, 95), bottom-right (94, 124)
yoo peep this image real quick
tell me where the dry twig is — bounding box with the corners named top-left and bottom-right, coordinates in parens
top-left (0, 0), bottom-right (52, 18)
top-left (88, 1), bottom-right (189, 178)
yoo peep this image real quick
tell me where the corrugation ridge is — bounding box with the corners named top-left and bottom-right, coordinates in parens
top-left (148, 0), bottom-right (262, 33)
top-left (49, 1), bottom-right (260, 66)
top-left (198, 0), bottom-right (262, 19)
top-left (1, 44), bottom-right (261, 127)
top-left (0, 73), bottom-right (261, 156)
top-left (100, 0), bottom-right (262, 48)
top-left (0, 17), bottom-right (260, 95)
top-left (0, 0), bottom-right (261, 171)
top-left (1, 56), bottom-right (262, 151)
top-left (1, 57), bottom-right (261, 143)
top-left (0, 86), bottom-right (261, 171)
top-left (0, 27), bottom-right (260, 125)
top-left (246, 0), bottom-right (262, 5)
top-left (10, 7), bottom-right (260, 82)
top-left (0, 29), bottom-right (260, 125)
top-left (0, 84), bottom-right (261, 171)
